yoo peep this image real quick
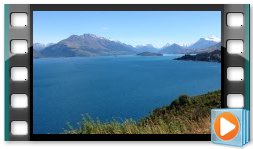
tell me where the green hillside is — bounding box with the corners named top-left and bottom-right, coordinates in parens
top-left (64, 90), bottom-right (221, 134)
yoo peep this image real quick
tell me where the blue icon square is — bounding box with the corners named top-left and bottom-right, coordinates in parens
top-left (211, 109), bottom-right (244, 147)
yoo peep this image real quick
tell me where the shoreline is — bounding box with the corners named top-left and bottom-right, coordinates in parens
top-left (63, 90), bottom-right (221, 134)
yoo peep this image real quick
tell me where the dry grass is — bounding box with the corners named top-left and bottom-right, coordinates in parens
top-left (64, 90), bottom-right (221, 134)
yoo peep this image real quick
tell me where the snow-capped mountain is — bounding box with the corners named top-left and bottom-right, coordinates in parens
top-left (188, 37), bottom-right (220, 50)
top-left (203, 36), bottom-right (221, 42)
top-left (178, 43), bottom-right (191, 47)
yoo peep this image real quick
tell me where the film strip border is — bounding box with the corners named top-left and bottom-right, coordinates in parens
top-left (5, 4), bottom-right (30, 141)
top-left (223, 5), bottom-right (250, 113)
top-left (4, 4), bottom-right (250, 141)
top-left (222, 5), bottom-right (251, 145)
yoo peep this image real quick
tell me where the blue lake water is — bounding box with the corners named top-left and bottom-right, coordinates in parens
top-left (33, 55), bottom-right (221, 134)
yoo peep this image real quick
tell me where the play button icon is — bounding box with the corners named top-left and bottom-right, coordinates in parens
top-left (214, 112), bottom-right (240, 141)
top-left (220, 117), bottom-right (236, 136)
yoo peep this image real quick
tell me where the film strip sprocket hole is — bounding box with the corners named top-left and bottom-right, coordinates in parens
top-left (4, 4), bottom-right (250, 141)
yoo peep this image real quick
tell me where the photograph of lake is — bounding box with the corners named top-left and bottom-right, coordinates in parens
top-left (33, 11), bottom-right (221, 134)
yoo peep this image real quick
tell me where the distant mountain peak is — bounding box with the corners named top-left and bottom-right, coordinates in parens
top-left (160, 43), bottom-right (186, 54)
top-left (33, 43), bottom-right (55, 51)
top-left (82, 33), bottom-right (109, 40)
top-left (202, 36), bottom-right (220, 42)
top-left (135, 44), bottom-right (158, 53)
top-left (178, 43), bottom-right (191, 47)
top-left (136, 44), bottom-right (155, 48)
top-left (170, 43), bottom-right (181, 47)
top-left (188, 37), bottom-right (220, 50)
top-left (66, 34), bottom-right (110, 42)
top-left (82, 33), bottom-right (98, 38)
top-left (163, 43), bottom-right (171, 48)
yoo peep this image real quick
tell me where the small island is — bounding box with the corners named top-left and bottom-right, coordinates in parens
top-left (137, 52), bottom-right (163, 56)
top-left (174, 50), bottom-right (221, 63)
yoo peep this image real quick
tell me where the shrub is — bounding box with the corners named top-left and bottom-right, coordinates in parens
top-left (178, 95), bottom-right (189, 105)
top-left (170, 99), bottom-right (180, 107)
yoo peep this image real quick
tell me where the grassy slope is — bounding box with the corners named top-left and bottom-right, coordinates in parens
top-left (64, 90), bottom-right (221, 134)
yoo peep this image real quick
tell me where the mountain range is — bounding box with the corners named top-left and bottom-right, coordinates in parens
top-left (33, 34), bottom-right (221, 58)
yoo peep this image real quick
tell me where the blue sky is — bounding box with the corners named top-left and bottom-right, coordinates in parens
top-left (33, 11), bottom-right (221, 48)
